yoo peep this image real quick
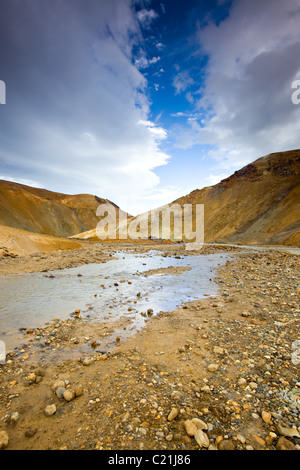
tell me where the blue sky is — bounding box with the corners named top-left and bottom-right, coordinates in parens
top-left (0, 0), bottom-right (300, 215)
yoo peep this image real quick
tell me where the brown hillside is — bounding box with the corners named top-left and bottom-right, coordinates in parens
top-left (0, 180), bottom-right (120, 238)
top-left (173, 149), bottom-right (300, 246)
top-left (0, 224), bottom-right (84, 257)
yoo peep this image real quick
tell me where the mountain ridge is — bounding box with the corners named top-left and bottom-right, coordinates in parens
top-left (172, 149), bottom-right (300, 246)
top-left (0, 149), bottom-right (299, 247)
top-left (0, 179), bottom-right (122, 238)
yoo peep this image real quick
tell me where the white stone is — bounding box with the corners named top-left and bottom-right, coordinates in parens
top-left (194, 429), bottom-right (210, 448)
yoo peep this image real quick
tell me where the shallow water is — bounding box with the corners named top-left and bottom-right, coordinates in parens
top-left (0, 250), bottom-right (230, 350)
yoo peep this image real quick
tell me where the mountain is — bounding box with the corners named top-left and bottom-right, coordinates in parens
top-left (0, 224), bottom-right (83, 257)
top-left (71, 150), bottom-right (300, 247)
top-left (173, 149), bottom-right (300, 247)
top-left (0, 180), bottom-right (123, 238)
top-left (5, 149), bottom-right (298, 248)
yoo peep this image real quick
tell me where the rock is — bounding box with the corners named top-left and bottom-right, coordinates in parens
top-left (45, 404), bottom-right (56, 416)
top-left (167, 408), bottom-right (179, 421)
top-left (276, 437), bottom-right (296, 450)
top-left (191, 418), bottom-right (208, 430)
top-left (238, 378), bottom-right (247, 386)
top-left (218, 439), bottom-right (236, 450)
top-left (51, 380), bottom-right (66, 391)
top-left (249, 382), bottom-right (258, 389)
top-left (236, 434), bottom-right (246, 445)
top-left (277, 424), bottom-right (300, 438)
top-left (10, 412), bottom-right (19, 423)
top-left (250, 433), bottom-right (266, 449)
top-left (63, 389), bottom-right (75, 402)
top-left (184, 420), bottom-right (197, 436)
top-left (56, 386), bottom-right (66, 399)
top-left (0, 431), bottom-right (9, 449)
top-left (25, 428), bottom-right (37, 438)
top-left (82, 357), bottom-right (93, 366)
top-left (261, 410), bottom-right (272, 424)
top-left (147, 309), bottom-right (154, 316)
top-left (27, 372), bottom-right (36, 384)
top-left (207, 363), bottom-right (219, 372)
top-left (74, 384), bottom-right (84, 397)
top-left (213, 346), bottom-right (225, 356)
top-left (194, 429), bottom-right (210, 448)
top-left (241, 311), bottom-right (251, 317)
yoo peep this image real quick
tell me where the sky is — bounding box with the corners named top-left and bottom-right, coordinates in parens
top-left (0, 0), bottom-right (300, 215)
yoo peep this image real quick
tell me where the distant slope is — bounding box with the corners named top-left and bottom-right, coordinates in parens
top-left (0, 224), bottom-right (84, 257)
top-left (173, 149), bottom-right (300, 246)
top-left (42, 149), bottom-right (300, 247)
top-left (0, 180), bottom-right (122, 238)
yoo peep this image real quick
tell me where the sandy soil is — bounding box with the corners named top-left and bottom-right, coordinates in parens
top-left (0, 242), bottom-right (299, 451)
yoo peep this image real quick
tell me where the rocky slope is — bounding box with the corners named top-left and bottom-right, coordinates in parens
top-left (173, 149), bottom-right (300, 247)
top-left (0, 180), bottom-right (121, 238)
top-left (0, 224), bottom-right (85, 258)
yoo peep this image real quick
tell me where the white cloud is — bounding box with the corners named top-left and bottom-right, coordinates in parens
top-left (156, 42), bottom-right (165, 50)
top-left (0, 0), bottom-right (170, 215)
top-left (172, 70), bottom-right (195, 95)
top-left (137, 8), bottom-right (159, 29)
top-left (175, 0), bottom-right (300, 169)
top-left (134, 52), bottom-right (160, 69)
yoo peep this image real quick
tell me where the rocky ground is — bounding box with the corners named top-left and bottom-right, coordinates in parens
top-left (0, 243), bottom-right (299, 451)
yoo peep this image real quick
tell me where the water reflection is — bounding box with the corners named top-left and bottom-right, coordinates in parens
top-left (0, 250), bottom-right (230, 349)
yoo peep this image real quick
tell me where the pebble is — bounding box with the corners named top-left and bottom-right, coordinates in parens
top-left (56, 387), bottom-right (66, 399)
top-left (277, 424), bottom-right (300, 438)
top-left (207, 363), bottom-right (219, 372)
top-left (191, 418), bottom-right (208, 431)
top-left (276, 437), bottom-right (296, 450)
top-left (51, 380), bottom-right (66, 391)
top-left (0, 431), bottom-right (9, 449)
top-left (63, 389), bottom-right (75, 402)
top-left (261, 411), bottom-right (272, 424)
top-left (82, 358), bottom-right (93, 366)
top-left (10, 412), bottom-right (19, 423)
top-left (238, 378), bottom-right (247, 386)
top-left (167, 408), bottom-right (179, 421)
top-left (236, 434), bottom-right (246, 444)
top-left (194, 429), bottom-right (210, 448)
top-left (25, 428), bottom-right (37, 438)
top-left (218, 439), bottom-right (236, 450)
top-left (241, 311), bottom-right (251, 317)
top-left (74, 384), bottom-right (84, 397)
top-left (45, 404), bottom-right (56, 417)
top-left (184, 420), bottom-right (197, 436)
top-left (213, 346), bottom-right (225, 356)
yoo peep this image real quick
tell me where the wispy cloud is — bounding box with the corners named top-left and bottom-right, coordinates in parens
top-left (172, 70), bottom-right (195, 95)
top-left (137, 8), bottom-right (159, 29)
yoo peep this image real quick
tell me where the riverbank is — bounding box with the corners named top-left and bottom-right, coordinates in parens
top-left (0, 243), bottom-right (299, 450)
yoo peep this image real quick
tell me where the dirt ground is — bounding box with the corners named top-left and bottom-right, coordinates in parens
top-left (0, 241), bottom-right (299, 451)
